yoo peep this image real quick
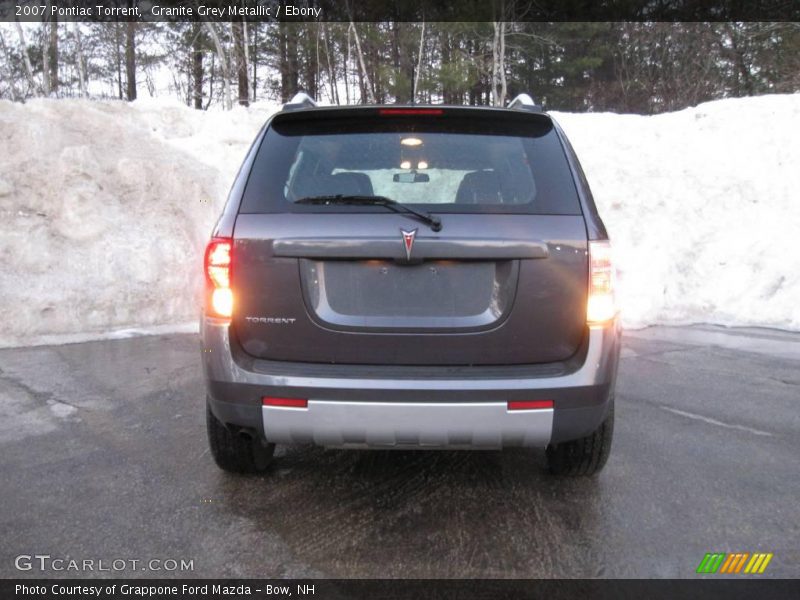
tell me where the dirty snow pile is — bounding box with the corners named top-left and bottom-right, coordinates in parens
top-left (0, 94), bottom-right (798, 348)
top-left (0, 98), bottom-right (275, 347)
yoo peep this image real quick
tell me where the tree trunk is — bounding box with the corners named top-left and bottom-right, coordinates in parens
top-left (278, 22), bottom-right (300, 101)
top-left (491, 21), bottom-right (508, 106)
top-left (287, 26), bottom-right (299, 98)
top-left (204, 22), bottom-right (231, 110)
top-left (114, 23), bottom-right (122, 99)
top-left (303, 24), bottom-right (318, 99)
top-left (243, 20), bottom-right (254, 102)
top-left (191, 22), bottom-right (203, 109)
top-left (414, 21), bottom-right (425, 103)
top-left (499, 22), bottom-right (507, 106)
top-left (49, 15), bottom-right (58, 94)
top-left (251, 23), bottom-right (258, 102)
top-left (125, 20), bottom-right (136, 101)
top-left (315, 23), bottom-right (321, 99)
top-left (278, 22), bottom-right (288, 102)
top-left (441, 29), bottom-right (453, 103)
top-left (74, 22), bottom-right (86, 98)
top-left (231, 20), bottom-right (249, 106)
top-left (206, 53), bottom-right (215, 110)
top-left (350, 21), bottom-right (375, 103)
top-left (391, 22), bottom-right (403, 101)
top-left (0, 30), bottom-right (21, 100)
top-left (41, 21), bottom-right (51, 95)
top-left (345, 25), bottom-right (352, 104)
top-left (323, 23), bottom-right (338, 104)
top-left (13, 20), bottom-right (39, 94)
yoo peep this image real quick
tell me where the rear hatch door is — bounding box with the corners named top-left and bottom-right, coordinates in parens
top-left (231, 107), bottom-right (587, 365)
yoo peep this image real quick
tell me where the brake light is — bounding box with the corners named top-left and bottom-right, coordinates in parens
top-left (378, 108), bottom-right (443, 116)
top-left (587, 240), bottom-right (617, 325)
top-left (204, 237), bottom-right (233, 320)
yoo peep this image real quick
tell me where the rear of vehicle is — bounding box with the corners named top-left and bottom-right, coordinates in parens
top-left (202, 99), bottom-right (620, 476)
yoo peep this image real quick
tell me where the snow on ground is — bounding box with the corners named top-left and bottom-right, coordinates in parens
top-left (0, 94), bottom-right (798, 348)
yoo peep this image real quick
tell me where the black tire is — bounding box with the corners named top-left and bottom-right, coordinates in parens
top-left (206, 405), bottom-right (274, 474)
top-left (546, 403), bottom-right (614, 476)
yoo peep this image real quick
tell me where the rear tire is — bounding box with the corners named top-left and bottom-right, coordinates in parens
top-left (546, 403), bottom-right (614, 476)
top-left (206, 405), bottom-right (274, 474)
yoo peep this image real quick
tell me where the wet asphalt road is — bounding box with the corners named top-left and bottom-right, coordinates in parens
top-left (0, 326), bottom-right (798, 579)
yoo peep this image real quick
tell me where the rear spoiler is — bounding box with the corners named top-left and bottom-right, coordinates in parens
top-left (278, 92), bottom-right (545, 115)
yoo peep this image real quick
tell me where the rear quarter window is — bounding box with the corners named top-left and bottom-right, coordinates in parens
top-left (240, 110), bottom-right (581, 216)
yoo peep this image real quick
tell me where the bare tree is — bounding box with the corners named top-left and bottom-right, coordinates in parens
top-left (242, 20), bottom-right (252, 101)
top-left (41, 21), bottom-right (51, 95)
top-left (49, 14), bottom-right (58, 94)
top-left (345, 24), bottom-right (352, 104)
top-left (125, 21), bottom-right (136, 100)
top-left (191, 22), bottom-right (204, 109)
top-left (491, 21), bottom-right (508, 106)
top-left (0, 29), bottom-right (22, 100)
top-left (349, 21), bottom-right (375, 103)
top-left (323, 23), bottom-right (339, 104)
top-left (277, 22), bottom-right (299, 102)
top-left (74, 23), bottom-right (87, 97)
top-left (204, 22), bottom-right (231, 110)
top-left (114, 23), bottom-right (123, 98)
top-left (231, 19), bottom-right (249, 106)
top-left (414, 21), bottom-right (425, 102)
top-left (249, 22), bottom-right (258, 102)
top-left (13, 19), bottom-right (39, 94)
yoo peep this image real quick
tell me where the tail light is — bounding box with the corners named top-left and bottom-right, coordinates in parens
top-left (204, 237), bottom-right (233, 320)
top-left (587, 240), bottom-right (617, 325)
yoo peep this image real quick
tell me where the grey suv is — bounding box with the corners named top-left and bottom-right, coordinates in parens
top-left (202, 93), bottom-right (620, 476)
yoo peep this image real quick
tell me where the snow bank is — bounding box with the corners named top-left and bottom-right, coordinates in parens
top-left (0, 98), bottom-right (275, 348)
top-left (0, 94), bottom-right (798, 348)
top-left (553, 94), bottom-right (800, 330)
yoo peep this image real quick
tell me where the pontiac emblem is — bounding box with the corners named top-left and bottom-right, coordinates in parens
top-left (401, 228), bottom-right (417, 261)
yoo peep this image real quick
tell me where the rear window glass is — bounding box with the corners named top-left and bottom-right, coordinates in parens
top-left (240, 112), bottom-right (580, 215)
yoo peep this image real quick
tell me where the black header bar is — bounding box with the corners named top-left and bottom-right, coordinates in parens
top-left (2, 0), bottom-right (799, 23)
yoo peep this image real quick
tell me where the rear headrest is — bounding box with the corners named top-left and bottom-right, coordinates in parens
top-left (455, 170), bottom-right (503, 204)
top-left (330, 172), bottom-right (374, 196)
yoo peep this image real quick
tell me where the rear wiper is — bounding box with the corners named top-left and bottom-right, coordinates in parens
top-left (295, 195), bottom-right (442, 232)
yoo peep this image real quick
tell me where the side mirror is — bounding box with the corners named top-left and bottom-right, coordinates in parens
top-left (393, 172), bottom-right (430, 183)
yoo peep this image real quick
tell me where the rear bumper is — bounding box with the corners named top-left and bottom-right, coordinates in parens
top-left (202, 318), bottom-right (621, 448)
top-left (263, 401), bottom-right (553, 449)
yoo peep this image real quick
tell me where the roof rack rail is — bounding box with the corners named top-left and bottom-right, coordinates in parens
top-left (507, 93), bottom-right (543, 113)
top-left (282, 92), bottom-right (318, 111)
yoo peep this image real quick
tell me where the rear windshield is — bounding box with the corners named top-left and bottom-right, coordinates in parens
top-left (240, 111), bottom-right (581, 215)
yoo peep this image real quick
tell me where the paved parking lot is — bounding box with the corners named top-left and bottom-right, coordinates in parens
top-left (1, 326), bottom-right (798, 578)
